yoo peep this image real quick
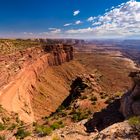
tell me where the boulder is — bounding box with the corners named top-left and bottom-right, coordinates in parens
top-left (120, 71), bottom-right (140, 118)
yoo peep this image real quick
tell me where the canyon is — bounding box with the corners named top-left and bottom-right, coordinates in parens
top-left (0, 39), bottom-right (140, 139)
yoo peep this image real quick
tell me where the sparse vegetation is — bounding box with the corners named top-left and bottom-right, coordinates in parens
top-left (0, 39), bottom-right (41, 54)
top-left (50, 121), bottom-right (64, 130)
top-left (35, 125), bottom-right (53, 136)
top-left (115, 91), bottom-right (123, 98)
top-left (71, 109), bottom-right (90, 122)
top-left (14, 128), bottom-right (30, 139)
top-left (35, 121), bottom-right (64, 137)
top-left (128, 116), bottom-right (140, 126)
top-left (0, 123), bottom-right (5, 131)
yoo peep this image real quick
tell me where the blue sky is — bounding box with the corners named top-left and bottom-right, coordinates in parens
top-left (0, 0), bottom-right (140, 38)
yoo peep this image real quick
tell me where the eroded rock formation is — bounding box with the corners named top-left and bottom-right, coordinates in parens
top-left (0, 44), bottom-right (73, 123)
top-left (120, 71), bottom-right (140, 118)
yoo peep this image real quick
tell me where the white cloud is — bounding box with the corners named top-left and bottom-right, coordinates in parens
top-left (92, 22), bottom-right (102, 26)
top-left (50, 29), bottom-right (61, 34)
top-left (66, 27), bottom-right (93, 34)
top-left (75, 20), bottom-right (82, 25)
top-left (48, 28), bottom-right (57, 30)
top-left (24, 0), bottom-right (140, 39)
top-left (95, 0), bottom-right (140, 35)
top-left (87, 16), bottom-right (94, 22)
top-left (73, 10), bottom-right (80, 16)
top-left (23, 32), bottom-right (33, 35)
top-left (48, 28), bottom-right (61, 34)
top-left (64, 23), bottom-right (72, 27)
top-left (64, 0), bottom-right (140, 38)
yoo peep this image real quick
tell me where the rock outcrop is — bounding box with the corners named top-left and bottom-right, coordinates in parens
top-left (44, 44), bottom-right (73, 65)
top-left (120, 71), bottom-right (140, 118)
top-left (0, 44), bottom-right (73, 123)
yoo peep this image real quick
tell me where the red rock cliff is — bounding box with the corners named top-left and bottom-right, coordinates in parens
top-left (0, 44), bottom-right (73, 123)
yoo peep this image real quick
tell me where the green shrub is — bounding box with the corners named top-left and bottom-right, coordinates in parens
top-left (14, 128), bottom-right (30, 139)
top-left (0, 123), bottom-right (5, 131)
top-left (72, 110), bottom-right (89, 122)
top-left (50, 121), bottom-right (64, 130)
top-left (115, 91), bottom-right (123, 98)
top-left (35, 125), bottom-right (53, 136)
top-left (50, 122), bottom-right (60, 130)
top-left (128, 116), bottom-right (140, 126)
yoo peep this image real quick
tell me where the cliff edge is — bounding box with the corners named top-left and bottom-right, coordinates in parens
top-left (120, 71), bottom-right (140, 118)
top-left (0, 43), bottom-right (74, 123)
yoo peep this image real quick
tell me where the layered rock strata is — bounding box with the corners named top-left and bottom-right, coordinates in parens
top-left (0, 44), bottom-right (73, 123)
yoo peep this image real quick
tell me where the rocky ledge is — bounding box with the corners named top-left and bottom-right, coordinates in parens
top-left (120, 71), bottom-right (140, 118)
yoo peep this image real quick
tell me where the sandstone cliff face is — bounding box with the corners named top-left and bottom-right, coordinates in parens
top-left (0, 44), bottom-right (73, 123)
top-left (120, 71), bottom-right (140, 118)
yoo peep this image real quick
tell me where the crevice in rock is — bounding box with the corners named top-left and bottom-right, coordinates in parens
top-left (49, 76), bottom-right (88, 116)
top-left (61, 77), bottom-right (88, 108)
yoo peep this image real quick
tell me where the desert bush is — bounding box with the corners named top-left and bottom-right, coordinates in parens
top-left (35, 125), bottom-right (52, 136)
top-left (0, 123), bottom-right (5, 131)
top-left (128, 116), bottom-right (140, 126)
top-left (128, 116), bottom-right (140, 135)
top-left (115, 91), bottom-right (123, 98)
top-left (14, 128), bottom-right (30, 139)
top-left (50, 121), bottom-right (64, 130)
top-left (71, 110), bottom-right (89, 122)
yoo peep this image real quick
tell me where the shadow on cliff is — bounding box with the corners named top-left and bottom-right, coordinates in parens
top-left (85, 99), bottom-right (124, 132)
